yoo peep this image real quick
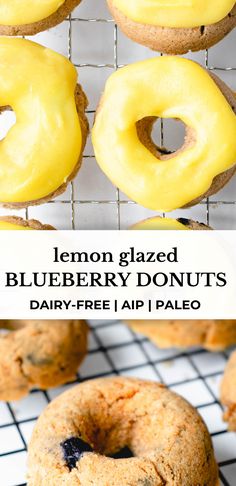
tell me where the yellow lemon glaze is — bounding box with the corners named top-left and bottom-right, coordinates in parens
top-left (0, 1), bottom-right (64, 25)
top-left (113, 0), bottom-right (235, 28)
top-left (92, 57), bottom-right (236, 212)
top-left (132, 217), bottom-right (189, 230)
top-left (0, 221), bottom-right (32, 230)
top-left (0, 38), bottom-right (81, 203)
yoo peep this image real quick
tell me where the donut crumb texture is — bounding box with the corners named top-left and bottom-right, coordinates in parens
top-left (0, 319), bottom-right (88, 401)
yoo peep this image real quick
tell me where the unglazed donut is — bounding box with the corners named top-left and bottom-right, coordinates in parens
top-left (107, 1), bottom-right (236, 54)
top-left (127, 320), bottom-right (236, 351)
top-left (0, 215), bottom-right (55, 230)
top-left (0, 1), bottom-right (82, 36)
top-left (221, 350), bottom-right (236, 430)
top-left (0, 319), bottom-right (88, 400)
top-left (0, 38), bottom-right (88, 208)
top-left (28, 377), bottom-right (218, 485)
top-left (93, 57), bottom-right (236, 212)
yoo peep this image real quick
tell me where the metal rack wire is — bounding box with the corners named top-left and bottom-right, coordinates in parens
top-left (0, 319), bottom-right (235, 485)
top-left (0, 3), bottom-right (236, 485)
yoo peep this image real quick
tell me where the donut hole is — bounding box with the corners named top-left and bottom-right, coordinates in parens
top-left (61, 437), bottom-right (133, 470)
top-left (60, 392), bottom-right (161, 471)
top-left (0, 107), bottom-right (16, 141)
top-left (136, 116), bottom-right (193, 160)
top-left (76, 415), bottom-right (135, 457)
top-left (60, 405), bottom-right (141, 469)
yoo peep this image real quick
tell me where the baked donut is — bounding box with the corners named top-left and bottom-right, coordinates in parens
top-left (0, 215), bottom-right (55, 230)
top-left (127, 320), bottom-right (236, 351)
top-left (221, 350), bottom-right (236, 430)
top-left (107, 1), bottom-right (236, 54)
top-left (28, 377), bottom-right (218, 485)
top-left (132, 216), bottom-right (211, 231)
top-left (0, 319), bottom-right (88, 400)
top-left (0, 37), bottom-right (88, 208)
top-left (0, 1), bottom-right (82, 36)
top-left (93, 57), bottom-right (236, 212)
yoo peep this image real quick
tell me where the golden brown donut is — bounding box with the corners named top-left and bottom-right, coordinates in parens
top-left (107, 1), bottom-right (236, 55)
top-left (221, 350), bottom-right (236, 430)
top-left (0, 319), bottom-right (88, 400)
top-left (0, 215), bottom-right (55, 230)
top-left (127, 320), bottom-right (236, 351)
top-left (28, 377), bottom-right (219, 485)
top-left (0, 0), bottom-right (82, 36)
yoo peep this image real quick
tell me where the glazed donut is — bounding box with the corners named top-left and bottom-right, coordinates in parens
top-left (127, 320), bottom-right (236, 351)
top-left (107, 1), bottom-right (236, 54)
top-left (0, 38), bottom-right (88, 208)
top-left (93, 57), bottom-right (236, 212)
top-left (0, 216), bottom-right (55, 230)
top-left (221, 350), bottom-right (236, 430)
top-left (131, 216), bottom-right (211, 231)
top-left (0, 319), bottom-right (88, 401)
top-left (28, 377), bottom-right (218, 485)
top-left (0, 1), bottom-right (82, 36)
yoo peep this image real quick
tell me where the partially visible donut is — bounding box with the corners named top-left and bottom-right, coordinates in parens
top-left (28, 377), bottom-right (218, 485)
top-left (127, 320), bottom-right (236, 351)
top-left (93, 57), bottom-right (236, 212)
top-left (221, 350), bottom-right (236, 430)
top-left (131, 216), bottom-right (211, 231)
top-left (107, 1), bottom-right (236, 54)
top-left (0, 38), bottom-right (88, 208)
top-left (0, 216), bottom-right (55, 230)
top-left (0, 319), bottom-right (88, 400)
top-left (0, 1), bottom-right (82, 36)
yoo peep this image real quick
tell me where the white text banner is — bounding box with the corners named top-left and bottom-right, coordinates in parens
top-left (0, 230), bottom-right (235, 319)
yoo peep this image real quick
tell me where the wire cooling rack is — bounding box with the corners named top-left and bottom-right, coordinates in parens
top-left (0, 320), bottom-right (236, 486)
top-left (0, 0), bottom-right (236, 484)
top-left (0, 0), bottom-right (235, 230)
